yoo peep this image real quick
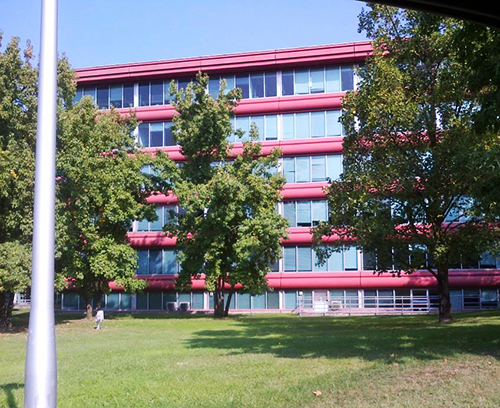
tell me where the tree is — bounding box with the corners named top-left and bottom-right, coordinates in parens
top-left (313, 6), bottom-right (500, 322)
top-left (56, 98), bottom-right (156, 319)
top-left (157, 73), bottom-right (288, 318)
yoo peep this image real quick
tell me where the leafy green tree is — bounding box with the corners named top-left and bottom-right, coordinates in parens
top-left (56, 99), bottom-right (156, 319)
top-left (313, 6), bottom-right (500, 322)
top-left (156, 73), bottom-right (288, 318)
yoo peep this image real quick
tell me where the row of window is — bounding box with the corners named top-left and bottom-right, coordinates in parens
top-left (56, 288), bottom-right (500, 311)
top-left (74, 65), bottom-right (356, 108)
top-left (283, 154), bottom-right (343, 183)
top-left (137, 110), bottom-right (345, 148)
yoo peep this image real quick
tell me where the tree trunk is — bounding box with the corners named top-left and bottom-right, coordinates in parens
top-left (0, 292), bottom-right (15, 329)
top-left (213, 277), bottom-right (225, 318)
top-left (436, 267), bottom-right (453, 323)
top-left (85, 294), bottom-right (93, 320)
top-left (223, 288), bottom-right (235, 317)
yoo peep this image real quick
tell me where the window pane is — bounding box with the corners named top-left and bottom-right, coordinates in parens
top-left (164, 250), bottom-right (177, 275)
top-left (236, 75), bottom-right (249, 99)
top-left (138, 123), bottom-right (149, 147)
top-left (284, 202), bottom-right (296, 227)
top-left (344, 246), bottom-right (358, 270)
top-left (120, 293), bottom-right (132, 310)
top-left (297, 202), bottom-right (311, 227)
top-left (137, 218), bottom-right (149, 232)
top-left (267, 292), bottom-right (280, 309)
top-left (265, 72), bottom-right (277, 97)
top-left (297, 247), bottom-right (312, 271)
top-left (84, 87), bottom-right (96, 101)
top-left (97, 86), bottom-right (109, 109)
top-left (149, 250), bottom-right (163, 274)
top-left (312, 156), bottom-right (326, 181)
top-left (282, 114), bottom-right (295, 140)
top-left (284, 247), bottom-right (296, 271)
top-left (326, 110), bottom-right (342, 136)
top-left (296, 157), bottom-right (310, 183)
top-left (238, 292), bottom-right (251, 309)
top-left (208, 77), bottom-right (220, 99)
top-left (253, 294), bottom-right (266, 309)
top-left (341, 66), bottom-right (354, 91)
top-left (251, 116), bottom-right (264, 141)
top-left (311, 111), bottom-right (325, 137)
top-left (284, 291), bottom-right (297, 309)
top-left (282, 71), bottom-right (294, 96)
top-left (74, 88), bottom-right (83, 103)
top-left (328, 250), bottom-right (343, 271)
top-left (327, 155), bottom-right (342, 180)
top-left (312, 201), bottom-right (327, 225)
top-left (150, 206), bottom-right (163, 231)
top-left (265, 115), bottom-right (277, 140)
top-left (235, 117), bottom-right (249, 140)
top-left (314, 249), bottom-right (328, 271)
top-left (164, 81), bottom-right (174, 104)
top-left (283, 158), bottom-right (295, 183)
top-left (137, 251), bottom-right (149, 275)
top-left (139, 82), bottom-right (149, 106)
top-left (326, 67), bottom-right (340, 92)
top-left (150, 81), bottom-right (163, 106)
top-left (250, 73), bottom-right (264, 98)
top-left (136, 293), bottom-right (148, 310)
top-left (192, 292), bottom-right (204, 309)
top-left (164, 122), bottom-right (175, 146)
top-left (296, 113), bottom-right (310, 138)
top-left (178, 79), bottom-right (190, 93)
top-left (295, 70), bottom-right (309, 94)
top-left (107, 293), bottom-right (119, 310)
top-left (222, 76), bottom-right (235, 95)
top-left (123, 84), bottom-right (134, 107)
top-left (110, 85), bottom-right (122, 108)
top-left (150, 122), bottom-right (163, 147)
top-left (149, 292), bottom-right (162, 310)
top-left (310, 68), bottom-right (324, 93)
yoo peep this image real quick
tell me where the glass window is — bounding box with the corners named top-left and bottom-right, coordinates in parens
top-left (106, 293), bottom-right (119, 310)
top-left (120, 293), bottom-right (132, 310)
top-left (84, 87), bottom-right (96, 101)
top-left (284, 291), bottom-right (297, 309)
top-left (282, 114), bottom-right (295, 140)
top-left (150, 122), bottom-right (163, 147)
top-left (221, 75), bottom-right (235, 95)
top-left (192, 292), bottom-right (204, 309)
top-left (326, 67), bottom-right (340, 92)
top-left (137, 251), bottom-right (149, 275)
top-left (295, 70), bottom-right (309, 95)
top-left (149, 292), bottom-right (162, 309)
top-left (284, 202), bottom-right (296, 227)
top-left (344, 246), bottom-right (358, 270)
top-left (164, 81), bottom-right (174, 104)
top-left (267, 292), bottom-right (280, 309)
top-left (282, 71), bottom-right (294, 96)
top-left (150, 206), bottom-right (163, 231)
top-left (314, 249), bottom-right (328, 271)
top-left (149, 250), bottom-right (163, 275)
top-left (253, 294), bottom-right (266, 309)
top-left (236, 75), bottom-right (249, 99)
top-left (110, 85), bottom-right (122, 108)
top-left (139, 82), bottom-right (149, 106)
top-left (208, 77), bottom-right (220, 99)
top-left (296, 113), bottom-right (310, 138)
top-left (297, 202), bottom-right (311, 227)
top-left (311, 111), bottom-right (325, 137)
top-left (312, 156), bottom-right (326, 181)
top-left (123, 84), bottom-right (134, 107)
top-left (136, 293), bottom-right (148, 310)
top-left (312, 201), bottom-right (327, 226)
top-left (341, 66), bottom-right (354, 91)
top-left (284, 247), bottom-right (296, 271)
top-left (238, 292), bottom-right (251, 309)
top-left (327, 155), bottom-right (342, 180)
top-left (137, 218), bottom-right (149, 232)
top-left (250, 73), bottom-right (264, 98)
top-left (235, 117), bottom-right (249, 140)
top-left (328, 251), bottom-right (343, 271)
top-left (138, 124), bottom-right (149, 147)
top-left (297, 247), bottom-right (312, 271)
top-left (164, 250), bottom-right (177, 275)
top-left (150, 81), bottom-right (163, 106)
top-left (164, 122), bottom-right (175, 146)
top-left (265, 72), bottom-right (277, 97)
top-left (283, 158), bottom-right (295, 183)
top-left (310, 69), bottom-right (324, 93)
top-left (251, 116), bottom-right (264, 141)
top-left (265, 115), bottom-right (278, 140)
top-left (97, 86), bottom-right (109, 109)
top-left (74, 88), bottom-right (83, 103)
top-left (296, 157), bottom-right (310, 183)
top-left (326, 110), bottom-right (342, 136)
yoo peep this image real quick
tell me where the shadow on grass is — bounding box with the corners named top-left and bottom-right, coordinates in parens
top-left (0, 383), bottom-right (23, 408)
top-left (2, 310), bottom-right (86, 333)
top-left (185, 311), bottom-right (500, 363)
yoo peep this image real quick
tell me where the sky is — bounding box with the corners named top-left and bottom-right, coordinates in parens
top-left (0, 0), bottom-right (369, 69)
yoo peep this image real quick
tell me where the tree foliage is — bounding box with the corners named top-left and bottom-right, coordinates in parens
top-left (56, 99), bottom-right (155, 319)
top-left (157, 73), bottom-right (288, 317)
top-left (313, 6), bottom-right (500, 322)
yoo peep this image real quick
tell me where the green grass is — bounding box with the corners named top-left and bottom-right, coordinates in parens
top-left (1, 311), bottom-right (500, 407)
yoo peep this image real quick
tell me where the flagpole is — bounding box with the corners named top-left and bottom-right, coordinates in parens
top-left (24, 0), bottom-right (58, 406)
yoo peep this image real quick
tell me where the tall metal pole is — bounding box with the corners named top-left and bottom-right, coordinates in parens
top-left (24, 0), bottom-right (58, 407)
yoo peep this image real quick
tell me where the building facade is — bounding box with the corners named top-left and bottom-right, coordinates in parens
top-left (59, 41), bottom-right (500, 313)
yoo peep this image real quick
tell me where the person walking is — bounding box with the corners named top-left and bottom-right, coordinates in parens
top-left (94, 308), bottom-right (104, 330)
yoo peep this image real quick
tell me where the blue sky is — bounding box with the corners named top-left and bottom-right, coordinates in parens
top-left (1, 0), bottom-right (368, 69)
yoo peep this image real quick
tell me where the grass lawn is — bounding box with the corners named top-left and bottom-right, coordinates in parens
top-left (1, 311), bottom-right (500, 407)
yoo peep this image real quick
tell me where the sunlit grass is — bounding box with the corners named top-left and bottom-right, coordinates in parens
top-left (1, 311), bottom-right (500, 407)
